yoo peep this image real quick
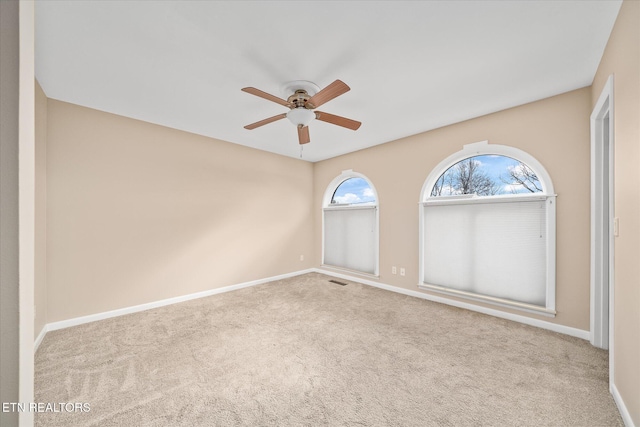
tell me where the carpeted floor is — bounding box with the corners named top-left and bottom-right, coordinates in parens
top-left (35, 272), bottom-right (623, 426)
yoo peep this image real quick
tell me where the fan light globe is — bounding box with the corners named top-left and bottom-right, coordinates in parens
top-left (287, 108), bottom-right (315, 127)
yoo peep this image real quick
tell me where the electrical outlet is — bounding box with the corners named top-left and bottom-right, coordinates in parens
top-left (614, 218), bottom-right (619, 237)
top-left (300, 254), bottom-right (304, 261)
top-left (392, 266), bottom-right (397, 274)
top-left (400, 268), bottom-right (405, 277)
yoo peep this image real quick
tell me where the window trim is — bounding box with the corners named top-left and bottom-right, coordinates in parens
top-left (418, 141), bottom-right (557, 316)
top-left (322, 170), bottom-right (380, 277)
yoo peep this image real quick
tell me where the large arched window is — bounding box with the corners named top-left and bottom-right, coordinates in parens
top-left (419, 141), bottom-right (556, 315)
top-left (323, 170), bottom-right (379, 275)
top-left (430, 155), bottom-right (543, 197)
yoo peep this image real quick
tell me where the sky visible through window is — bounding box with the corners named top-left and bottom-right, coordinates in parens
top-left (332, 178), bottom-right (376, 205)
top-left (431, 155), bottom-right (542, 197)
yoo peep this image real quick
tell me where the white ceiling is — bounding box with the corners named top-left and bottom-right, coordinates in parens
top-left (35, 1), bottom-right (621, 162)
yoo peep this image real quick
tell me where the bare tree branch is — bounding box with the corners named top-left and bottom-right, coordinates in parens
top-left (500, 162), bottom-right (541, 193)
top-left (431, 158), bottom-right (501, 197)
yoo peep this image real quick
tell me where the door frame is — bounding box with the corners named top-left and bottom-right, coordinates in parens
top-left (589, 74), bottom-right (614, 365)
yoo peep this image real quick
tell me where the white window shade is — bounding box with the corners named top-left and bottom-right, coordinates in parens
top-left (422, 198), bottom-right (547, 307)
top-left (323, 206), bottom-right (376, 274)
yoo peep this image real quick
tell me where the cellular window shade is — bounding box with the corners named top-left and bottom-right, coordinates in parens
top-left (324, 206), bottom-right (376, 274)
top-left (423, 199), bottom-right (547, 306)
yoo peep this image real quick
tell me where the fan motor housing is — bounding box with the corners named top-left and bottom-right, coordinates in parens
top-left (287, 90), bottom-right (312, 108)
top-left (281, 80), bottom-right (320, 106)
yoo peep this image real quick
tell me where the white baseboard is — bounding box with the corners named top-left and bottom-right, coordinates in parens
top-left (611, 381), bottom-right (636, 427)
top-left (38, 269), bottom-right (314, 343)
top-left (34, 325), bottom-right (48, 352)
top-left (313, 268), bottom-right (590, 340)
top-left (35, 266), bottom-right (590, 346)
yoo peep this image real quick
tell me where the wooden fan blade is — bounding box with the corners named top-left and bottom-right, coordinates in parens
top-left (314, 111), bottom-right (361, 130)
top-left (297, 125), bottom-right (310, 144)
top-left (244, 113), bottom-right (287, 130)
top-left (242, 87), bottom-right (292, 107)
top-left (306, 80), bottom-right (350, 108)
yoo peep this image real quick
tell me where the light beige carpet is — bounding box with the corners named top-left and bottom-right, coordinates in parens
top-left (35, 272), bottom-right (622, 426)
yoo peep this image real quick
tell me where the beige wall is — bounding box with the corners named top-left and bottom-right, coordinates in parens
top-left (591, 0), bottom-right (640, 423)
top-left (35, 80), bottom-right (48, 336)
top-left (46, 100), bottom-right (314, 322)
top-left (314, 87), bottom-right (592, 330)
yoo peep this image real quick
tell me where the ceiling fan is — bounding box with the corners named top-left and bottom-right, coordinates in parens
top-left (242, 80), bottom-right (361, 145)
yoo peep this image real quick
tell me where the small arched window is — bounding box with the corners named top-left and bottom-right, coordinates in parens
top-left (420, 141), bottom-right (556, 315)
top-left (323, 171), bottom-right (379, 276)
top-left (331, 177), bottom-right (376, 205)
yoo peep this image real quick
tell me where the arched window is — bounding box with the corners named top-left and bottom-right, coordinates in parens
top-left (419, 141), bottom-right (556, 315)
top-left (331, 177), bottom-right (376, 205)
top-left (323, 171), bottom-right (379, 275)
top-left (430, 155), bottom-right (543, 197)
